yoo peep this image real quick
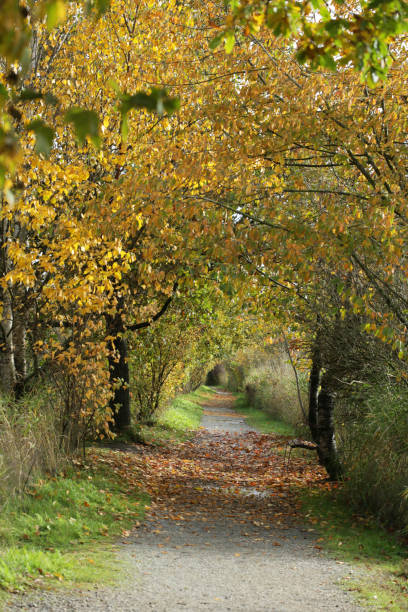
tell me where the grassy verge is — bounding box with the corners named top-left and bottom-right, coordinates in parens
top-left (233, 393), bottom-right (296, 436)
top-left (0, 451), bottom-right (148, 600)
top-left (302, 487), bottom-right (408, 610)
top-left (131, 385), bottom-right (213, 445)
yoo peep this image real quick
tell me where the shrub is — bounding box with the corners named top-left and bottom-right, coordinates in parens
top-left (47, 339), bottom-right (113, 452)
top-left (129, 316), bottom-right (201, 424)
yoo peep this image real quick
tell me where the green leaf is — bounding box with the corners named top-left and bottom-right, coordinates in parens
top-left (120, 92), bottom-right (159, 115)
top-left (325, 19), bottom-right (344, 37)
top-left (86, 0), bottom-right (111, 14)
top-left (64, 108), bottom-right (101, 147)
top-left (162, 96), bottom-right (180, 114)
top-left (120, 89), bottom-right (180, 115)
top-left (108, 79), bottom-right (121, 95)
top-left (18, 90), bottom-right (58, 106)
top-left (19, 89), bottom-right (43, 101)
top-left (319, 53), bottom-right (337, 71)
top-left (0, 164), bottom-right (6, 189)
top-left (44, 92), bottom-right (58, 106)
top-left (121, 115), bottom-right (129, 141)
top-left (96, 0), bottom-right (111, 13)
top-left (313, 0), bottom-right (330, 19)
top-left (20, 47), bottom-right (32, 77)
top-left (368, 0), bottom-right (392, 9)
top-left (26, 120), bottom-right (54, 157)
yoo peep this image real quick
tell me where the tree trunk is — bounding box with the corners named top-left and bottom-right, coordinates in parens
top-left (316, 372), bottom-right (342, 480)
top-left (308, 351), bottom-right (320, 444)
top-left (106, 314), bottom-right (131, 431)
top-left (0, 289), bottom-right (16, 394)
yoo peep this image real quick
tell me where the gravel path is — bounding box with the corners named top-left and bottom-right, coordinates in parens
top-left (8, 392), bottom-right (363, 611)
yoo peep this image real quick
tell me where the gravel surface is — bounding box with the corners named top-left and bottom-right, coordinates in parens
top-left (8, 393), bottom-right (363, 612)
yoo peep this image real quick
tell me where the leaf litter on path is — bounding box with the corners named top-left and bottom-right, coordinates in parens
top-left (90, 393), bottom-right (327, 540)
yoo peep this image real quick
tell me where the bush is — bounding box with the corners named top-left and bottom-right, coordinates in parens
top-left (224, 361), bottom-right (245, 392)
top-left (129, 321), bottom-right (187, 424)
top-left (47, 340), bottom-right (113, 452)
top-left (129, 312), bottom-right (217, 424)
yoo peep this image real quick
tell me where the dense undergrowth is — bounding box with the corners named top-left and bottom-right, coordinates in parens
top-left (336, 383), bottom-right (408, 531)
top-left (218, 345), bottom-right (408, 533)
top-left (0, 392), bottom-right (64, 502)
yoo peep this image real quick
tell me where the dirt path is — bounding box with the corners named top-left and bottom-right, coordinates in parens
top-left (9, 392), bottom-right (362, 611)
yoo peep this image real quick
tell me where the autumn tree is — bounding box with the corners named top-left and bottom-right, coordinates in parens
top-left (0, 1), bottom-right (248, 436)
top-left (2, 0), bottom-right (408, 470)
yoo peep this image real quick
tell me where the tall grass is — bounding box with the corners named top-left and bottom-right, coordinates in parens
top-left (0, 392), bottom-right (63, 503)
top-left (336, 383), bottom-right (408, 531)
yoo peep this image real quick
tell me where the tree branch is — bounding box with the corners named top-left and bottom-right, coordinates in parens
top-left (127, 283), bottom-right (178, 331)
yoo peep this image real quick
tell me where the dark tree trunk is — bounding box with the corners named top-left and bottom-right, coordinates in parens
top-left (308, 351), bottom-right (320, 444)
top-left (103, 283), bottom-right (176, 431)
top-left (316, 372), bottom-right (342, 480)
top-left (106, 314), bottom-right (131, 431)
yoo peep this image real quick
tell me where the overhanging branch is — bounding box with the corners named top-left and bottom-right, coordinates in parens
top-left (127, 282), bottom-right (178, 331)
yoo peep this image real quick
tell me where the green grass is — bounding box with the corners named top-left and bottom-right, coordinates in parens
top-left (233, 393), bottom-right (296, 436)
top-left (0, 455), bottom-right (148, 596)
top-left (302, 487), bottom-right (408, 610)
top-left (133, 385), bottom-right (213, 444)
